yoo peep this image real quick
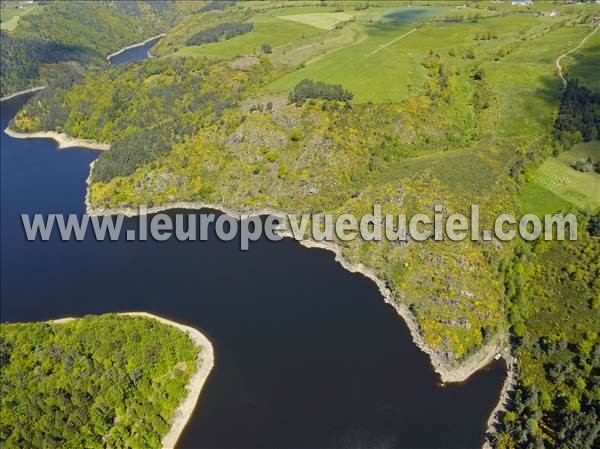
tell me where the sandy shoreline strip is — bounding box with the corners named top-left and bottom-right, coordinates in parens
top-left (107, 33), bottom-right (166, 61)
top-left (86, 199), bottom-right (508, 384)
top-left (4, 127), bottom-right (110, 151)
top-left (0, 86), bottom-right (46, 102)
top-left (483, 353), bottom-right (517, 449)
top-left (5, 124), bottom-right (510, 445)
top-left (0, 33), bottom-right (165, 102)
top-left (50, 312), bottom-right (214, 449)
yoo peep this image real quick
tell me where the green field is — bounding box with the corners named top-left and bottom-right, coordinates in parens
top-left (264, 6), bottom-right (455, 103)
top-left (168, 4), bottom-right (382, 62)
top-left (264, 9), bottom-right (575, 104)
top-left (518, 180), bottom-right (575, 217)
top-left (520, 141), bottom-right (600, 214)
top-left (174, 17), bottom-right (325, 59)
top-left (564, 29), bottom-right (600, 90)
top-left (278, 12), bottom-right (354, 30)
top-left (0, 3), bottom-right (39, 31)
top-left (265, 21), bottom-right (424, 103)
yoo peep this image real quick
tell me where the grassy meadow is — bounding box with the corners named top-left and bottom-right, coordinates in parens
top-left (563, 28), bottom-right (600, 90)
top-left (0, 2), bottom-right (40, 31)
top-left (265, 8), bottom-right (585, 104)
top-left (520, 141), bottom-right (600, 214)
top-left (278, 12), bottom-right (354, 30)
top-left (173, 12), bottom-right (326, 59)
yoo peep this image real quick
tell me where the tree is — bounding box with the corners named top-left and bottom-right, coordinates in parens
top-left (289, 79), bottom-right (353, 106)
top-left (553, 79), bottom-right (600, 148)
top-left (261, 43), bottom-right (272, 54)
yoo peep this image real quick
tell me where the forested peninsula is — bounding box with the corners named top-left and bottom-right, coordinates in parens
top-left (0, 313), bottom-right (213, 449)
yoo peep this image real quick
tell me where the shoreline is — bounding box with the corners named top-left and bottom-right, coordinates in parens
top-left (4, 126), bottom-right (510, 445)
top-left (0, 33), bottom-right (166, 102)
top-left (107, 33), bottom-right (166, 61)
top-left (3, 127), bottom-right (110, 151)
top-left (50, 311), bottom-right (214, 449)
top-left (483, 353), bottom-right (517, 449)
top-left (86, 199), bottom-right (507, 384)
top-left (0, 86), bottom-right (46, 102)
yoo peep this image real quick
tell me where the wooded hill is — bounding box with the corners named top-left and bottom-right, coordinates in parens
top-left (0, 1), bottom-right (201, 97)
top-left (0, 314), bottom-right (198, 449)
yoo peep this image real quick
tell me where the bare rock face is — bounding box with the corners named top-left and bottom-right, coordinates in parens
top-left (228, 56), bottom-right (260, 71)
top-left (439, 318), bottom-right (472, 329)
top-left (136, 172), bottom-right (187, 194)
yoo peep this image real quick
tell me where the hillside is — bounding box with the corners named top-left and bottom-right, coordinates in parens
top-left (490, 215), bottom-right (599, 448)
top-left (0, 0), bottom-right (204, 97)
top-left (4, 1), bottom-right (600, 447)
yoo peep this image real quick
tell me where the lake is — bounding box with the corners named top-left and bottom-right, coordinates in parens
top-left (0, 38), bottom-right (506, 449)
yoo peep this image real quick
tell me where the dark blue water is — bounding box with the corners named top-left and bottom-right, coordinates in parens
top-left (108, 36), bottom-right (161, 65)
top-left (382, 7), bottom-right (448, 23)
top-left (0, 42), bottom-right (506, 449)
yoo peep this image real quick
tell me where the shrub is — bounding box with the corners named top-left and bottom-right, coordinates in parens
top-left (570, 158), bottom-right (594, 173)
top-left (587, 212), bottom-right (600, 237)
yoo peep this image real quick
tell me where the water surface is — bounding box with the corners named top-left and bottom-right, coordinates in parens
top-left (108, 35), bottom-right (161, 65)
top-left (0, 40), bottom-right (506, 449)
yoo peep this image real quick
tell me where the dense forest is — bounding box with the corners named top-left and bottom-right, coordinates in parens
top-left (490, 80), bottom-right (600, 447)
top-left (186, 22), bottom-right (254, 47)
top-left (0, 1), bottom-right (199, 97)
top-left (553, 79), bottom-right (600, 149)
top-left (490, 217), bottom-right (599, 449)
top-left (10, 56), bottom-right (272, 182)
top-left (0, 314), bottom-right (199, 448)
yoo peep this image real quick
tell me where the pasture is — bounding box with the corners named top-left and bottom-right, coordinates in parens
top-left (0, 3), bottom-right (39, 31)
top-left (521, 141), bottom-right (600, 213)
top-left (174, 17), bottom-right (325, 59)
top-left (264, 20), bottom-right (426, 103)
top-left (278, 12), bottom-right (353, 30)
top-left (564, 29), bottom-right (600, 90)
top-left (265, 9), bottom-right (569, 104)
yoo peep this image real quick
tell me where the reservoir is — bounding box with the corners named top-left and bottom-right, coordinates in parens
top-left (0, 37), bottom-right (506, 449)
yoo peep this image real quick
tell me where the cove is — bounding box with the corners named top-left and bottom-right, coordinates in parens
top-left (0, 39), bottom-right (506, 449)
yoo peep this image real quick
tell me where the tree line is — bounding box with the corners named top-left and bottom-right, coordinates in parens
top-left (490, 220), bottom-right (599, 449)
top-left (289, 79), bottom-right (353, 106)
top-left (186, 22), bottom-right (254, 46)
top-left (554, 79), bottom-right (600, 150)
